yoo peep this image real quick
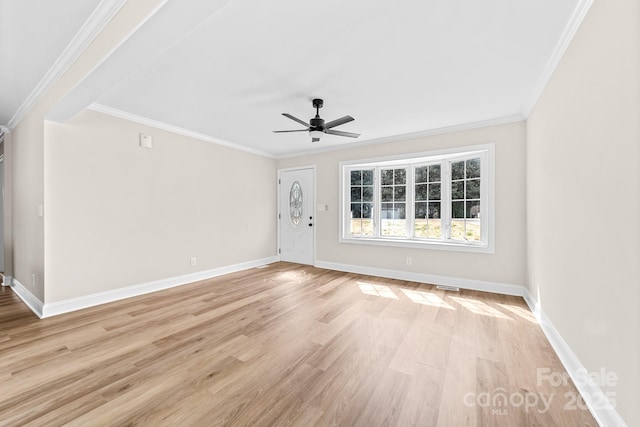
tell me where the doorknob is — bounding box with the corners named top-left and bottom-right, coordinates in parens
top-left (308, 223), bottom-right (313, 227)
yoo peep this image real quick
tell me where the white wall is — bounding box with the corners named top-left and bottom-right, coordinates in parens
top-left (45, 109), bottom-right (276, 302)
top-left (278, 121), bottom-right (527, 287)
top-left (527, 0), bottom-right (640, 425)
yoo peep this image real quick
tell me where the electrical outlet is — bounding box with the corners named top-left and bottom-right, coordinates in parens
top-left (406, 257), bottom-right (412, 266)
top-left (190, 257), bottom-right (197, 266)
top-left (31, 273), bottom-right (36, 287)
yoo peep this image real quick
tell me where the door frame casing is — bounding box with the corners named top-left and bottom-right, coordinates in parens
top-left (277, 165), bottom-right (317, 265)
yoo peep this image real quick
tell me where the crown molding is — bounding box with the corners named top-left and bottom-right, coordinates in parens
top-left (87, 103), bottom-right (276, 159)
top-left (90, 103), bottom-right (522, 160)
top-left (522, 0), bottom-right (594, 117)
top-left (6, 0), bottom-right (129, 130)
top-left (276, 114), bottom-right (525, 159)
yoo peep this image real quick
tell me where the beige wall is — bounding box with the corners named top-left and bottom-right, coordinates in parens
top-left (278, 121), bottom-right (527, 287)
top-left (2, 131), bottom-right (13, 284)
top-left (10, 111), bottom-right (45, 300)
top-left (527, 0), bottom-right (640, 425)
top-left (6, 0), bottom-right (167, 303)
top-left (45, 110), bottom-right (276, 302)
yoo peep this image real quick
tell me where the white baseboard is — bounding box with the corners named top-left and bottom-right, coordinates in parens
top-left (10, 278), bottom-right (44, 318)
top-left (41, 256), bottom-right (279, 318)
top-left (314, 260), bottom-right (526, 296)
top-left (523, 289), bottom-right (627, 427)
top-left (2, 275), bottom-right (11, 287)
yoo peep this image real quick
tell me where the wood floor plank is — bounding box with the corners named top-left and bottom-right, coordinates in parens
top-left (0, 263), bottom-right (597, 426)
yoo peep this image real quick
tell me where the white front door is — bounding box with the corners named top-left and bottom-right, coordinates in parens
top-left (279, 167), bottom-right (315, 265)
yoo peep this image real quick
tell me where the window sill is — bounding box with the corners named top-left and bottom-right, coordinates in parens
top-left (339, 236), bottom-right (495, 254)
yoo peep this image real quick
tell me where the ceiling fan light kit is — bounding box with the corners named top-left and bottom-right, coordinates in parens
top-left (309, 129), bottom-right (324, 139)
top-left (273, 98), bottom-right (361, 143)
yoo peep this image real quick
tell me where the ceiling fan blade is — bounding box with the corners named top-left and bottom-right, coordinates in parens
top-left (312, 138), bottom-right (320, 143)
top-left (325, 115), bottom-right (354, 129)
top-left (282, 113), bottom-right (309, 127)
top-left (273, 129), bottom-right (309, 133)
top-left (326, 129), bottom-right (360, 138)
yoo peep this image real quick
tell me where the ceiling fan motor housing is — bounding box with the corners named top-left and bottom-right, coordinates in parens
top-left (310, 117), bottom-right (325, 130)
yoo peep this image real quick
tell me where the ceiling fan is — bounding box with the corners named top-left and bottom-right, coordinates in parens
top-left (273, 99), bottom-right (360, 142)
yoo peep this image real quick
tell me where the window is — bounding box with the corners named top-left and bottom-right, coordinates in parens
top-left (340, 144), bottom-right (494, 253)
top-left (414, 164), bottom-right (442, 239)
top-left (350, 170), bottom-right (374, 236)
top-left (380, 168), bottom-right (406, 237)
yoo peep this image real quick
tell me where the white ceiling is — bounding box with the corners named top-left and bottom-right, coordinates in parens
top-left (4, 0), bottom-right (585, 156)
top-left (0, 0), bottom-right (102, 125)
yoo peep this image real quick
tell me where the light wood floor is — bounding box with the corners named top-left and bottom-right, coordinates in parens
top-left (0, 263), bottom-right (596, 426)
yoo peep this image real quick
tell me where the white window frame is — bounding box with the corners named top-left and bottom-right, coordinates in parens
top-left (339, 143), bottom-right (495, 254)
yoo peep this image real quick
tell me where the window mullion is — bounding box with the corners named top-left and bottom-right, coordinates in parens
top-left (481, 151), bottom-right (488, 243)
top-left (345, 167), bottom-right (351, 238)
top-left (406, 166), bottom-right (414, 239)
top-left (442, 161), bottom-right (451, 241)
top-left (374, 167), bottom-right (380, 238)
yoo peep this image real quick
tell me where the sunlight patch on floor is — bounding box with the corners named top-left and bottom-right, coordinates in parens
top-left (497, 303), bottom-right (536, 323)
top-left (400, 288), bottom-right (455, 309)
top-left (357, 282), bottom-right (398, 299)
top-left (450, 296), bottom-right (510, 319)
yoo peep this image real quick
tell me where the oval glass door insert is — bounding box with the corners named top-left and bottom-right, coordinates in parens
top-left (289, 181), bottom-right (303, 227)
